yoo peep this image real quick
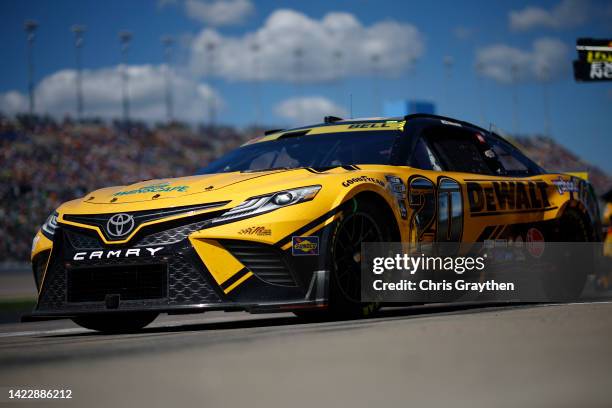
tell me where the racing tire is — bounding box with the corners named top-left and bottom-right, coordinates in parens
top-left (72, 312), bottom-right (159, 333)
top-left (327, 198), bottom-right (391, 318)
top-left (541, 210), bottom-right (590, 302)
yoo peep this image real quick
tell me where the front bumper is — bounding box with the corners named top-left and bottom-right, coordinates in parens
top-left (29, 217), bottom-right (331, 319)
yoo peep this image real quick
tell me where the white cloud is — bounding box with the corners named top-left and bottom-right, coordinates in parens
top-left (189, 9), bottom-right (424, 83)
top-left (157, 0), bottom-right (179, 9)
top-left (453, 26), bottom-right (475, 41)
top-left (509, 0), bottom-right (590, 31)
top-left (0, 65), bottom-right (222, 122)
top-left (185, 0), bottom-right (254, 26)
top-left (0, 91), bottom-right (27, 115)
top-left (475, 38), bottom-right (569, 83)
top-left (274, 96), bottom-right (347, 126)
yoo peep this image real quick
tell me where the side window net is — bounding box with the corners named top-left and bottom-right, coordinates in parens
top-left (412, 138), bottom-right (442, 171)
top-left (427, 133), bottom-right (493, 175)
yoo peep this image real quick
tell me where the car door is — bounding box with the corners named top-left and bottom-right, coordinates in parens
top-left (407, 123), bottom-right (550, 244)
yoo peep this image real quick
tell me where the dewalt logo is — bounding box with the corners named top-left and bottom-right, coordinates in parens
top-left (467, 181), bottom-right (553, 217)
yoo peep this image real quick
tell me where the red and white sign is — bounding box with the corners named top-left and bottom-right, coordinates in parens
top-left (526, 228), bottom-right (545, 258)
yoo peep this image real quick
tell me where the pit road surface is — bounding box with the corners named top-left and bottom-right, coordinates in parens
top-left (1, 302), bottom-right (611, 407)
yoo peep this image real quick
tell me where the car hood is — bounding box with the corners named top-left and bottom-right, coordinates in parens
top-left (83, 169), bottom-right (301, 205)
top-left (56, 165), bottom-right (397, 215)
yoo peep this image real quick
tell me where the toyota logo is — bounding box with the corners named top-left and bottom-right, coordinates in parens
top-left (106, 213), bottom-right (135, 238)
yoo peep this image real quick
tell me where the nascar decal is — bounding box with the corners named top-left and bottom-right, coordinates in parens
top-left (342, 176), bottom-right (385, 188)
top-left (466, 181), bottom-right (552, 216)
top-left (113, 182), bottom-right (189, 196)
top-left (292, 236), bottom-right (319, 256)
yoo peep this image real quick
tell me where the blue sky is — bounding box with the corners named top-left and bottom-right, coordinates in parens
top-left (1, 0), bottom-right (611, 171)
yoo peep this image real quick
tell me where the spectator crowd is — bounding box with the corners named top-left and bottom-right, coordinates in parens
top-left (0, 114), bottom-right (610, 263)
top-left (0, 114), bottom-right (258, 262)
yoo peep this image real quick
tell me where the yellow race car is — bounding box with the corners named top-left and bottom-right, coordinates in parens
top-left (28, 114), bottom-right (602, 332)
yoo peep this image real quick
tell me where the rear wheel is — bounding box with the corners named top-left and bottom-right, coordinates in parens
top-left (542, 210), bottom-right (591, 301)
top-left (72, 312), bottom-right (158, 333)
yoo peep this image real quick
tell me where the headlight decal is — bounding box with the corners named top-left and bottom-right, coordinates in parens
top-left (213, 185), bottom-right (321, 224)
top-left (40, 211), bottom-right (59, 240)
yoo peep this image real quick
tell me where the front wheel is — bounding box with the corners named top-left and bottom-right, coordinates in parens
top-left (72, 312), bottom-right (158, 333)
top-left (327, 199), bottom-right (392, 318)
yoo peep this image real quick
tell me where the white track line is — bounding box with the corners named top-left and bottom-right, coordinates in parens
top-left (0, 328), bottom-right (87, 338)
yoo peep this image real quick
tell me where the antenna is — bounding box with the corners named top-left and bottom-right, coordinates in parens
top-left (349, 93), bottom-right (353, 119)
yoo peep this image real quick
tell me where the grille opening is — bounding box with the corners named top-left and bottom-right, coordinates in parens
top-left (67, 264), bottom-right (167, 303)
top-left (222, 240), bottom-right (296, 286)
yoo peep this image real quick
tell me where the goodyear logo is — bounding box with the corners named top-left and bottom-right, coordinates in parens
top-left (342, 176), bottom-right (385, 188)
top-left (467, 181), bottom-right (552, 217)
top-left (292, 236), bottom-right (319, 256)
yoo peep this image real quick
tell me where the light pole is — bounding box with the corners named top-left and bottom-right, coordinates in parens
top-left (206, 41), bottom-right (216, 126)
top-left (72, 25), bottom-right (86, 121)
top-left (294, 47), bottom-right (304, 124)
top-left (443, 56), bottom-right (454, 115)
top-left (371, 53), bottom-right (381, 116)
top-left (250, 41), bottom-right (261, 126)
top-left (24, 20), bottom-right (38, 115)
top-left (511, 63), bottom-right (520, 135)
top-left (118, 31), bottom-right (132, 123)
top-left (475, 61), bottom-right (486, 126)
top-left (333, 49), bottom-right (344, 112)
top-left (161, 35), bottom-right (174, 123)
top-left (541, 65), bottom-right (551, 136)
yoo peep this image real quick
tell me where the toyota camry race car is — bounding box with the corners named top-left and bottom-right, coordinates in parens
top-left (28, 114), bottom-right (603, 332)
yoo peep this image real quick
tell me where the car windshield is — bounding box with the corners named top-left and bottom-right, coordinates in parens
top-left (198, 131), bottom-right (400, 174)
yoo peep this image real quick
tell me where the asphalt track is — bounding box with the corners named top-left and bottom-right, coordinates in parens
top-left (1, 301), bottom-right (611, 408)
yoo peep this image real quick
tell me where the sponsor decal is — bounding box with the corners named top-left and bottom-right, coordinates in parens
top-left (347, 123), bottom-right (391, 129)
top-left (526, 228), bottom-right (545, 258)
top-left (239, 226), bottom-right (272, 236)
top-left (385, 175), bottom-right (407, 219)
top-left (466, 181), bottom-right (552, 216)
top-left (106, 213), bottom-right (135, 238)
top-left (573, 38), bottom-right (612, 82)
top-left (440, 119), bottom-right (462, 127)
top-left (292, 236), bottom-right (319, 256)
top-left (484, 149), bottom-right (496, 158)
top-left (342, 176), bottom-right (385, 188)
top-left (113, 182), bottom-right (189, 196)
top-left (551, 176), bottom-right (579, 195)
top-left (73, 246), bottom-right (164, 261)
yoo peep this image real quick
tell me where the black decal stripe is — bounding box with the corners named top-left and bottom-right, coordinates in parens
top-left (275, 206), bottom-right (344, 248)
top-left (489, 225), bottom-right (503, 239)
top-left (493, 225), bottom-right (507, 239)
top-left (220, 268), bottom-right (250, 291)
top-left (476, 226), bottom-right (497, 242)
top-left (471, 206), bottom-right (558, 217)
top-left (464, 179), bottom-right (545, 182)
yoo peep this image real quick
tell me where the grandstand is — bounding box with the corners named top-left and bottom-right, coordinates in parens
top-left (1, 114), bottom-right (610, 262)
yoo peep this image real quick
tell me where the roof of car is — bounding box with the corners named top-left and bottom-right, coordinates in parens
top-left (247, 114), bottom-right (487, 146)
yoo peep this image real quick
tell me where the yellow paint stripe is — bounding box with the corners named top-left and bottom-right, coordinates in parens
top-left (223, 271), bottom-right (253, 294)
top-left (37, 252), bottom-right (52, 297)
top-left (252, 122), bottom-right (406, 144)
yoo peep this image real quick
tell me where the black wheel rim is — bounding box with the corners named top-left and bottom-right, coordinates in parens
top-left (333, 212), bottom-right (383, 302)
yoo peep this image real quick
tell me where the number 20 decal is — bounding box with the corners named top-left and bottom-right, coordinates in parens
top-left (407, 176), bottom-right (463, 242)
